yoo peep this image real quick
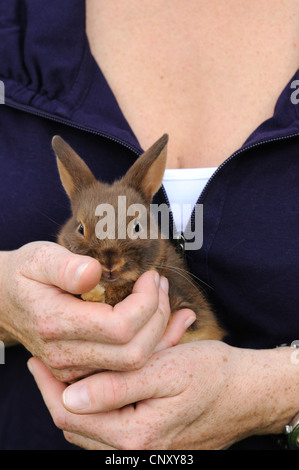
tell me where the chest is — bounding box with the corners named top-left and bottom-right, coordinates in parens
top-left (86, 0), bottom-right (299, 168)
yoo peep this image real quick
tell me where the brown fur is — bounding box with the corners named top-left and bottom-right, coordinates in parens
top-left (52, 135), bottom-right (225, 342)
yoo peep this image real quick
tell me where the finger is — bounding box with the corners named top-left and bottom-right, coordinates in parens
top-left (48, 366), bottom-right (100, 384)
top-left (63, 431), bottom-right (116, 450)
top-left (111, 270), bottom-right (161, 339)
top-left (62, 348), bottom-right (185, 414)
top-left (44, 280), bottom-right (170, 372)
top-left (28, 357), bottom-right (68, 415)
top-left (29, 352), bottom-right (186, 450)
top-left (113, 279), bottom-right (172, 367)
top-left (20, 241), bottom-right (102, 294)
top-left (28, 357), bottom-right (128, 447)
top-left (154, 309), bottom-right (196, 352)
top-left (38, 270), bottom-right (161, 344)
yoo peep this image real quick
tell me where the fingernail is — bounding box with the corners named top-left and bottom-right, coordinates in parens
top-left (184, 315), bottom-right (196, 329)
top-left (63, 383), bottom-right (91, 411)
top-left (75, 260), bottom-right (91, 281)
top-left (27, 360), bottom-right (34, 375)
top-left (160, 276), bottom-right (169, 294)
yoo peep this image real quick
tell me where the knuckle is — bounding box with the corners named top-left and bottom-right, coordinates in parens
top-left (35, 316), bottom-right (60, 341)
top-left (124, 344), bottom-right (148, 370)
top-left (14, 242), bottom-right (51, 279)
top-left (158, 305), bottom-right (169, 329)
top-left (117, 320), bottom-right (134, 344)
top-left (110, 317), bottom-right (134, 344)
top-left (42, 343), bottom-right (69, 370)
top-left (102, 373), bottom-right (128, 410)
top-left (52, 408), bottom-right (71, 431)
top-left (43, 355), bottom-right (64, 371)
top-left (30, 243), bottom-right (53, 269)
top-left (56, 253), bottom-right (74, 285)
top-left (63, 431), bottom-right (76, 445)
top-left (51, 368), bottom-right (76, 382)
top-left (142, 297), bottom-right (159, 319)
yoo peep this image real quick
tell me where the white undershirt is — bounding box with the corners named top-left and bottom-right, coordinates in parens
top-left (162, 167), bottom-right (217, 233)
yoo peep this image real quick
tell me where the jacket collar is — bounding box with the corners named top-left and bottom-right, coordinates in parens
top-left (0, 0), bottom-right (142, 153)
top-left (1, 0), bottom-right (299, 153)
top-left (243, 70), bottom-right (299, 148)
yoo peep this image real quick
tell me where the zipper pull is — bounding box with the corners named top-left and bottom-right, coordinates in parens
top-left (173, 232), bottom-right (186, 255)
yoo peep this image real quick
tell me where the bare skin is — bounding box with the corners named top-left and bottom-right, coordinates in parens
top-left (2, 0), bottom-right (299, 450)
top-left (29, 343), bottom-right (299, 450)
top-left (86, 0), bottom-right (299, 168)
top-left (0, 242), bottom-right (194, 383)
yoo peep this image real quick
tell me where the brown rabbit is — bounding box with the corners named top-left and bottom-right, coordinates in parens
top-left (52, 135), bottom-right (225, 342)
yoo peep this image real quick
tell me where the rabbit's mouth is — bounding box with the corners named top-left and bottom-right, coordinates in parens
top-left (101, 271), bottom-right (119, 282)
top-left (99, 258), bottom-right (125, 284)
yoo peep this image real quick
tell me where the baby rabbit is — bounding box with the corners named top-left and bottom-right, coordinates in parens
top-left (52, 135), bottom-right (225, 342)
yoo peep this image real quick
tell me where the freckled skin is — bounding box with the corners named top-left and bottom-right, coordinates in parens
top-left (1, 241), bottom-right (177, 383)
top-left (29, 342), bottom-right (299, 450)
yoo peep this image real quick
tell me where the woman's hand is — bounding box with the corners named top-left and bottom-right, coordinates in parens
top-left (28, 341), bottom-right (236, 450)
top-left (0, 241), bottom-right (195, 382)
top-left (28, 342), bottom-right (299, 450)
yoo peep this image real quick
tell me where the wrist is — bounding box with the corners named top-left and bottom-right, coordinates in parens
top-left (228, 345), bottom-right (299, 440)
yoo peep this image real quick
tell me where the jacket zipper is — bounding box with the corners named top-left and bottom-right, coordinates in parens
top-left (198, 131), bottom-right (299, 204)
top-left (4, 98), bottom-right (142, 157)
top-left (5, 99), bottom-right (299, 255)
top-left (5, 97), bottom-right (187, 251)
top-left (181, 131), bottom-right (299, 254)
top-left (5, 98), bottom-right (183, 250)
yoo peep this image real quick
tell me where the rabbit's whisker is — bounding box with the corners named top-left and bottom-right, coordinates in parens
top-left (143, 262), bottom-right (213, 291)
top-left (34, 208), bottom-right (61, 226)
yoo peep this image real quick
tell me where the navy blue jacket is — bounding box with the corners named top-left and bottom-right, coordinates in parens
top-left (0, 0), bottom-right (298, 450)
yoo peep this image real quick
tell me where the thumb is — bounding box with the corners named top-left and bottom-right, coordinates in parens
top-left (18, 241), bottom-right (101, 294)
top-left (61, 349), bottom-right (185, 414)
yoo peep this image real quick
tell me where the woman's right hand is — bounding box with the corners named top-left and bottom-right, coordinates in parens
top-left (0, 242), bottom-right (193, 382)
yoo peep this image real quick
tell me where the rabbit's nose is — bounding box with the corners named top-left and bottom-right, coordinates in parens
top-left (101, 261), bottom-right (119, 273)
top-left (100, 258), bottom-right (125, 281)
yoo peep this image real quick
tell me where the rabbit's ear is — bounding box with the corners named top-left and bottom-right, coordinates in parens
top-left (52, 136), bottom-right (96, 199)
top-left (124, 134), bottom-right (168, 203)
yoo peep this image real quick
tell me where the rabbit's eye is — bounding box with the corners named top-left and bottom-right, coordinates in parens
top-left (78, 223), bottom-right (85, 236)
top-left (133, 220), bottom-right (142, 234)
top-left (129, 217), bottom-right (144, 238)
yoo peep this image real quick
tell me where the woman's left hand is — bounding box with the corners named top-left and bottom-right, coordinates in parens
top-left (28, 340), bottom-right (268, 450)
